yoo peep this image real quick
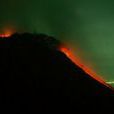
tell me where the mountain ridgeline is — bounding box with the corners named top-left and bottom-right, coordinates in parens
top-left (0, 33), bottom-right (114, 113)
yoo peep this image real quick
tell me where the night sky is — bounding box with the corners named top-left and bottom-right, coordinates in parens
top-left (0, 0), bottom-right (114, 85)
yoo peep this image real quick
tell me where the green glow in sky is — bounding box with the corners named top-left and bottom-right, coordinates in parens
top-left (0, 0), bottom-right (114, 84)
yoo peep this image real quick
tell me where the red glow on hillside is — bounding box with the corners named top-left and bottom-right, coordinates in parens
top-left (0, 33), bottom-right (11, 38)
top-left (0, 28), bottom-right (14, 38)
top-left (59, 46), bottom-right (112, 88)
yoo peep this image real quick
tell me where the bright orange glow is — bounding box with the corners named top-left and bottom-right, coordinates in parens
top-left (0, 33), bottom-right (11, 38)
top-left (59, 45), bottom-right (112, 89)
top-left (0, 26), bottom-right (14, 38)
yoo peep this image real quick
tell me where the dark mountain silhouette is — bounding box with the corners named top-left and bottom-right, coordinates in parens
top-left (0, 33), bottom-right (114, 113)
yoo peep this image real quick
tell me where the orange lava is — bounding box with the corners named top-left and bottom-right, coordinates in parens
top-left (0, 28), bottom-right (14, 38)
top-left (59, 46), bottom-right (112, 88)
top-left (0, 34), bottom-right (11, 38)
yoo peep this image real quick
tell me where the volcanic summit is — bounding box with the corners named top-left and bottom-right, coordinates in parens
top-left (0, 33), bottom-right (114, 113)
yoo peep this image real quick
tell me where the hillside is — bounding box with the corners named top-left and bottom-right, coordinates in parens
top-left (0, 33), bottom-right (114, 113)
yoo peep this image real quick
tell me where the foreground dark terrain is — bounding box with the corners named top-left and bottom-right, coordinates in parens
top-left (0, 33), bottom-right (114, 113)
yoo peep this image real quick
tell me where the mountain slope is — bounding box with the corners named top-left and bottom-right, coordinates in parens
top-left (0, 33), bottom-right (114, 113)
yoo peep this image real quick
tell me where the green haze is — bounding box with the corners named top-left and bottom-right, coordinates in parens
top-left (0, 0), bottom-right (114, 85)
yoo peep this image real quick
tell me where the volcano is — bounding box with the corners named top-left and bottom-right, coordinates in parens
top-left (0, 33), bottom-right (114, 113)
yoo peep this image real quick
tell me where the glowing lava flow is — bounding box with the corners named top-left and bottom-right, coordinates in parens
top-left (59, 46), bottom-right (112, 89)
top-left (0, 34), bottom-right (11, 38)
top-left (0, 29), bottom-right (13, 38)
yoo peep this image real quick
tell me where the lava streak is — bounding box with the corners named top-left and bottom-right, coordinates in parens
top-left (0, 33), bottom-right (11, 38)
top-left (59, 45), bottom-right (112, 89)
top-left (0, 28), bottom-right (14, 38)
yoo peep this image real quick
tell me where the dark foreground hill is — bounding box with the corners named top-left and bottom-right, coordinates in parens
top-left (0, 33), bottom-right (114, 113)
